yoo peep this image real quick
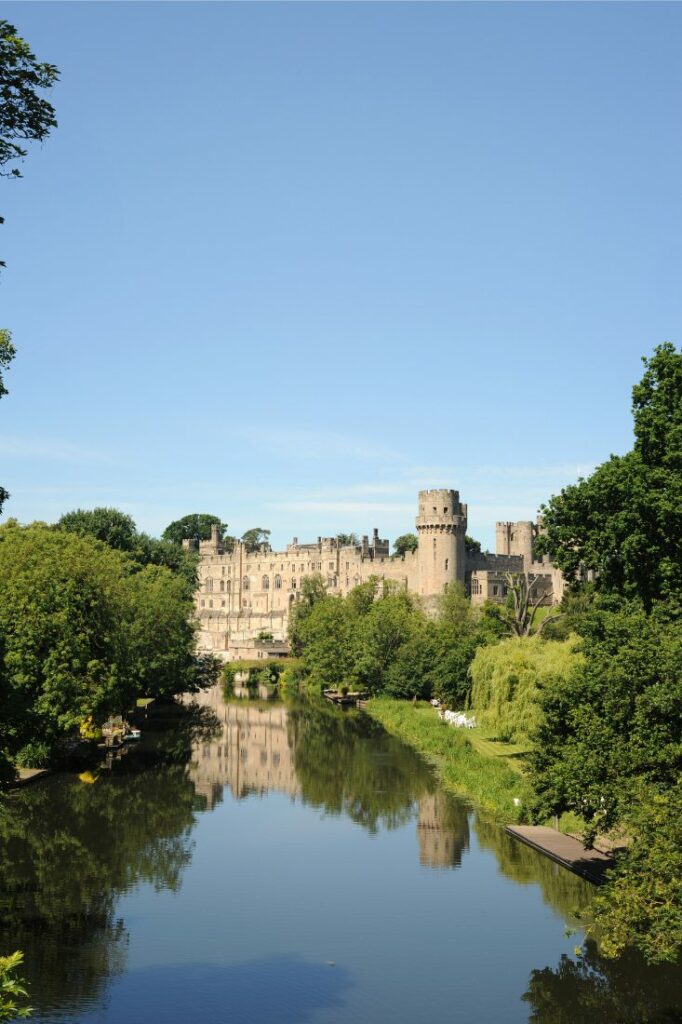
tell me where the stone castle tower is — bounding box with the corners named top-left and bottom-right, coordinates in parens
top-left (416, 488), bottom-right (467, 596)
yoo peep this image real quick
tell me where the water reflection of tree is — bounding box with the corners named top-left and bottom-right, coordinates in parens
top-left (474, 816), bottom-right (593, 925)
top-left (287, 701), bottom-right (435, 833)
top-left (523, 939), bottom-right (682, 1023)
top-left (0, 703), bottom-right (218, 1018)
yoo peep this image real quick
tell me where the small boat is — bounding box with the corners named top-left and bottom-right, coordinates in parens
top-left (123, 728), bottom-right (142, 742)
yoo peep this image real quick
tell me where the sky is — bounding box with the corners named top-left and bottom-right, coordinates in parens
top-left (1, 2), bottom-right (680, 551)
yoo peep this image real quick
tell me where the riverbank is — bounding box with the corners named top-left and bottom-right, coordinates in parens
top-left (365, 698), bottom-right (533, 821)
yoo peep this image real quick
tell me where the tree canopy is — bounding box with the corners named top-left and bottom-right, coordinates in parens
top-left (1, 20), bottom-right (58, 269)
top-left (162, 514), bottom-right (229, 546)
top-left (241, 527), bottom-right (271, 552)
top-left (0, 523), bottom-right (215, 780)
top-left (0, 329), bottom-right (15, 513)
top-left (392, 533), bottom-right (418, 557)
top-left (538, 343), bottom-right (682, 611)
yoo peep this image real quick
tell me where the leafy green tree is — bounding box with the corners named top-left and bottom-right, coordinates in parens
top-left (0, 523), bottom-right (214, 776)
top-left (57, 508), bottom-right (198, 593)
top-left (1, 20), bottom-right (58, 270)
top-left (297, 597), bottom-right (356, 688)
top-left (288, 572), bottom-right (329, 655)
top-left (353, 589), bottom-right (418, 693)
top-left (162, 514), bottom-right (229, 546)
top-left (465, 535), bottom-right (482, 557)
top-left (57, 507), bottom-right (137, 551)
top-left (392, 533), bottom-right (418, 557)
top-left (593, 780), bottom-right (682, 964)
top-left (0, 329), bottom-right (15, 512)
top-left (241, 527), bottom-right (271, 552)
top-left (469, 635), bottom-right (580, 745)
top-left (336, 533), bottom-right (359, 547)
top-left (538, 343), bottom-right (682, 611)
top-left (529, 605), bottom-right (682, 840)
top-left (0, 951), bottom-right (31, 1020)
top-left (0, 21), bottom-right (58, 179)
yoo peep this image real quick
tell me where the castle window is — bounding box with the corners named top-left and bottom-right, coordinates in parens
top-left (201, 599), bottom-right (205, 607)
top-left (226, 580), bottom-right (231, 592)
top-left (433, 506), bottom-right (437, 513)
top-left (444, 559), bottom-right (449, 571)
top-left (291, 578), bottom-right (296, 590)
top-left (444, 507), bottom-right (448, 514)
top-left (243, 577), bottom-right (250, 591)
top-left (206, 578), bottom-right (213, 592)
top-left (209, 600), bottom-right (213, 608)
top-left (274, 575), bottom-right (282, 589)
top-left (262, 575), bottom-right (270, 590)
top-left (493, 585), bottom-right (499, 596)
top-left (221, 600), bottom-right (225, 607)
top-left (219, 580), bottom-right (224, 592)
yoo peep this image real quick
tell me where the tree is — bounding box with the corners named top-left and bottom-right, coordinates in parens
top-left (593, 780), bottom-right (682, 965)
top-left (336, 533), bottom-right (359, 547)
top-left (487, 573), bottom-right (563, 637)
top-left (392, 533), bottom-right (418, 557)
top-left (538, 344), bottom-right (682, 611)
top-left (57, 507), bottom-right (138, 551)
top-left (465, 535), bottom-right (482, 557)
top-left (162, 514), bottom-right (228, 546)
top-left (288, 573), bottom-right (328, 655)
top-left (469, 635), bottom-right (580, 745)
top-left (0, 523), bottom-right (214, 776)
top-left (0, 951), bottom-right (31, 1021)
top-left (529, 604), bottom-right (682, 841)
top-left (57, 507), bottom-right (198, 594)
top-left (1, 20), bottom-right (58, 267)
top-left (241, 527), bottom-right (271, 552)
top-left (0, 329), bottom-right (15, 512)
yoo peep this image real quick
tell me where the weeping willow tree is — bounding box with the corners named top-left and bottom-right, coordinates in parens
top-left (469, 636), bottom-right (580, 744)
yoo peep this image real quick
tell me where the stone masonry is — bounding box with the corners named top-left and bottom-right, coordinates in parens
top-left (189, 488), bottom-right (563, 660)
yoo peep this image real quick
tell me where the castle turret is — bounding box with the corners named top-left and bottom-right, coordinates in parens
top-left (416, 489), bottom-right (467, 595)
top-left (496, 520), bottom-right (535, 569)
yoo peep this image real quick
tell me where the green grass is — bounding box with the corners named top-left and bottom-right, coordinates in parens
top-left (365, 698), bottom-right (533, 821)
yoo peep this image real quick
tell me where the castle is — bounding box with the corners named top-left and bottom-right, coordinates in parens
top-left (189, 488), bottom-right (563, 661)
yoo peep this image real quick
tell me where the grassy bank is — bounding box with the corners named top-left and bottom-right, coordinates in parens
top-left (365, 697), bottom-right (533, 822)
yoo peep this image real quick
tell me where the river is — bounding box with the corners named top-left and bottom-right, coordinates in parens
top-left (1, 685), bottom-right (680, 1023)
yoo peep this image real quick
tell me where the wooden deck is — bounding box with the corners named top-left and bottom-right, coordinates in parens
top-left (505, 824), bottom-right (615, 885)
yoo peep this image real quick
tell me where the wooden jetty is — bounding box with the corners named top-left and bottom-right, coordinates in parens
top-left (323, 689), bottom-right (368, 708)
top-left (505, 824), bottom-right (615, 885)
top-left (8, 768), bottom-right (51, 790)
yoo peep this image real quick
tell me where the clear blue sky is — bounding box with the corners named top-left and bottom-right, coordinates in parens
top-left (1, 2), bottom-right (680, 550)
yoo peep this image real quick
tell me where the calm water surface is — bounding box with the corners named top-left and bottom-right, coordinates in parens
top-left (1, 686), bottom-right (681, 1023)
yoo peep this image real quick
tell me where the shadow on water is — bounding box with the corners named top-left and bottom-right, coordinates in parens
top-left (0, 701), bottom-right (219, 1019)
top-left (73, 954), bottom-right (351, 1024)
top-left (473, 815), bottom-right (594, 925)
top-left (523, 939), bottom-right (682, 1023)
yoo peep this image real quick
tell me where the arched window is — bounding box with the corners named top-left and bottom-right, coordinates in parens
top-left (274, 575), bottom-right (282, 589)
top-left (206, 577), bottom-right (213, 592)
top-left (219, 580), bottom-right (225, 592)
top-left (262, 575), bottom-right (270, 590)
top-left (226, 580), bottom-right (231, 593)
top-left (291, 578), bottom-right (296, 590)
top-left (243, 576), bottom-right (250, 591)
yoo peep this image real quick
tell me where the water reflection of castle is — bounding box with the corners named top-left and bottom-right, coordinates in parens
top-left (189, 686), bottom-right (300, 809)
top-left (188, 689), bottom-right (469, 870)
